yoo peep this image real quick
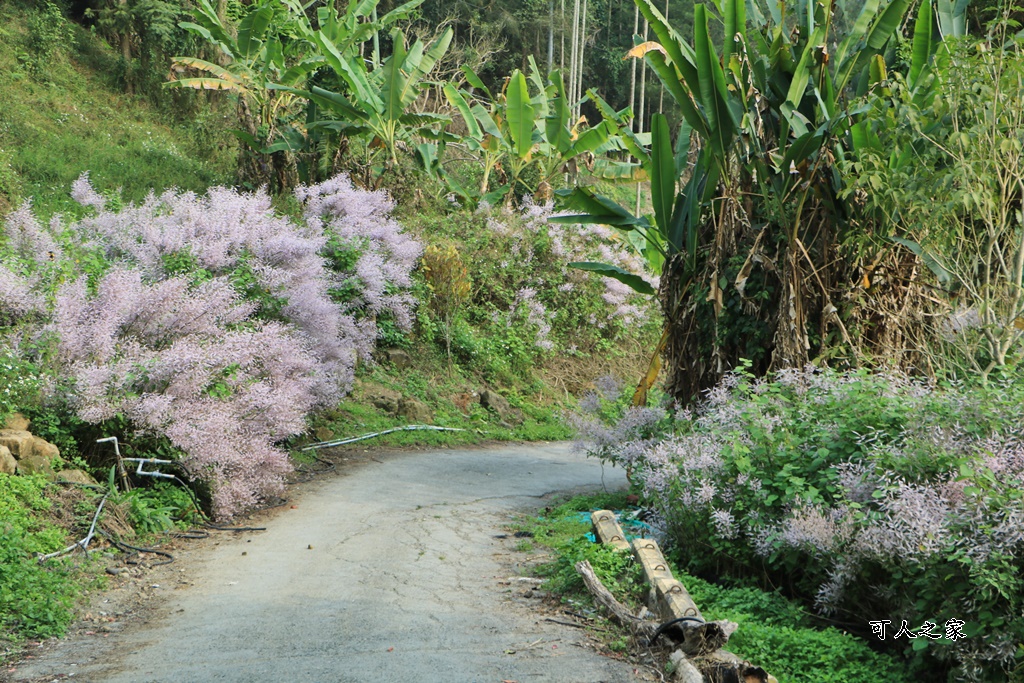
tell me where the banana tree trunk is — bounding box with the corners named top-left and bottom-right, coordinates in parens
top-left (771, 248), bottom-right (810, 370)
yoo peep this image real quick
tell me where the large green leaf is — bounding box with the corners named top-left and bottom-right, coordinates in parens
top-left (470, 104), bottom-right (503, 139)
top-left (185, 0), bottom-right (235, 55)
top-left (936, 0), bottom-right (968, 38)
top-left (545, 71), bottom-right (572, 154)
top-left (279, 56), bottom-right (327, 86)
top-left (723, 0), bottom-right (746, 61)
top-left (169, 77), bottom-right (245, 92)
top-left (634, 0), bottom-right (700, 87)
top-left (315, 31), bottom-right (381, 113)
top-left (292, 84), bottom-right (365, 120)
top-left (443, 85), bottom-right (483, 140)
top-left (380, 28), bottom-right (409, 122)
top-left (694, 4), bottom-right (736, 158)
top-left (550, 188), bottom-right (649, 228)
top-left (171, 57), bottom-right (246, 85)
top-left (237, 5), bottom-right (273, 61)
top-left (908, 0), bottom-right (935, 88)
top-left (378, 0), bottom-right (428, 26)
top-left (650, 114), bottom-right (676, 236)
top-left (407, 27), bottom-right (453, 95)
top-left (461, 66), bottom-right (493, 99)
top-left (506, 71), bottom-right (536, 160)
top-left (526, 55), bottom-right (551, 119)
top-left (834, 0), bottom-right (879, 70)
top-left (569, 262), bottom-right (657, 296)
top-left (840, 0), bottom-right (913, 91)
top-left (645, 51), bottom-right (709, 140)
top-left (567, 121), bottom-right (613, 158)
top-left (178, 22), bottom-right (232, 57)
top-left (788, 28), bottom-right (826, 109)
top-left (585, 88), bottom-right (651, 165)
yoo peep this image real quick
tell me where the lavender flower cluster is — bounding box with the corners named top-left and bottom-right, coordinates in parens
top-left (571, 366), bottom-right (1024, 677)
top-left (482, 198), bottom-right (657, 355)
top-left (2, 174), bottom-right (421, 518)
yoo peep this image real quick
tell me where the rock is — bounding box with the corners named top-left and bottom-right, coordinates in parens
top-left (31, 436), bottom-right (60, 460)
top-left (399, 398), bottom-right (433, 423)
top-left (360, 382), bottom-right (403, 415)
top-left (0, 429), bottom-right (34, 459)
top-left (314, 426), bottom-right (334, 442)
top-left (382, 348), bottom-right (412, 370)
top-left (3, 412), bottom-right (30, 431)
top-left (17, 454), bottom-right (56, 478)
top-left (479, 390), bottom-right (524, 425)
top-left (56, 469), bottom-right (98, 486)
top-left (0, 445), bottom-right (15, 475)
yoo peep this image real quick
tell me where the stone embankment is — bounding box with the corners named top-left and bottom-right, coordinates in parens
top-left (0, 412), bottom-right (95, 484)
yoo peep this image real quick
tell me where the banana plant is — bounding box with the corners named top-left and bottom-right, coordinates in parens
top-left (442, 58), bottom-right (623, 205)
top-left (169, 0), bottom-right (316, 167)
top-left (554, 0), bottom-right (920, 403)
top-left (171, 0), bottom-right (432, 185)
top-left (277, 26), bottom-right (453, 170)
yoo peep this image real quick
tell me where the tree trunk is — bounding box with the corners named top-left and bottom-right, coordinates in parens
top-left (629, 4), bottom-right (639, 131)
top-left (771, 248), bottom-right (810, 370)
top-left (569, 0), bottom-right (581, 116)
top-left (548, 0), bottom-right (555, 72)
top-left (560, 0), bottom-right (566, 71)
top-left (658, 0), bottom-right (669, 115)
top-left (635, 17), bottom-right (648, 215)
top-left (575, 0), bottom-right (588, 119)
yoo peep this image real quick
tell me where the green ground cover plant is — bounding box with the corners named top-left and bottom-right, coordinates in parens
top-left (518, 491), bottom-right (913, 682)
top-left (573, 367), bottom-right (1024, 680)
top-left (0, 2), bottom-right (233, 219)
top-left (0, 474), bottom-right (91, 642)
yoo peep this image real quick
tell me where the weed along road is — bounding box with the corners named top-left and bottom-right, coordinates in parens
top-left (11, 443), bottom-right (639, 683)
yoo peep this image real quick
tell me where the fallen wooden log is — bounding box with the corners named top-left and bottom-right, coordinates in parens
top-left (574, 559), bottom-right (658, 639)
top-left (574, 559), bottom-right (772, 682)
top-left (579, 509), bottom-right (779, 683)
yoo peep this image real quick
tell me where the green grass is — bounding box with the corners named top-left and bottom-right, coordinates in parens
top-left (295, 360), bottom-right (572, 454)
top-left (519, 492), bottom-right (915, 683)
top-left (0, 474), bottom-right (101, 650)
top-left (0, 4), bottom-right (233, 220)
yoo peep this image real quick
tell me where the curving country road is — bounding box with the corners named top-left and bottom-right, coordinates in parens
top-left (10, 443), bottom-right (639, 683)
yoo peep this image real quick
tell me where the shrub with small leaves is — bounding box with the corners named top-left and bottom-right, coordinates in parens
top-left (573, 366), bottom-right (1024, 679)
top-left (422, 245), bottom-right (471, 367)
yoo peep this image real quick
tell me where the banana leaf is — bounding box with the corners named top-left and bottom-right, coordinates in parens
top-left (570, 262), bottom-right (657, 295)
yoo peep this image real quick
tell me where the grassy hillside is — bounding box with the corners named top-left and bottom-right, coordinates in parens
top-left (0, 2), bottom-right (234, 220)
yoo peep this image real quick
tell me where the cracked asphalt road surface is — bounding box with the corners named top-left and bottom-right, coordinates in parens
top-left (10, 443), bottom-right (638, 683)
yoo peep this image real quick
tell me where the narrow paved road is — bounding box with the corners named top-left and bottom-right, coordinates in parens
top-left (11, 443), bottom-right (638, 683)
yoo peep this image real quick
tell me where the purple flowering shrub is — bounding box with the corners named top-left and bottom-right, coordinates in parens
top-left (415, 198), bottom-right (657, 380)
top-left (2, 174), bottom-right (420, 518)
top-left (573, 367), bottom-right (1024, 679)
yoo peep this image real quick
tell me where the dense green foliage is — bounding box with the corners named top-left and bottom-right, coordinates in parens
top-left (0, 2), bottom-right (232, 219)
top-left (0, 475), bottom-right (85, 640)
top-left (520, 491), bottom-right (913, 682)
top-left (575, 367), bottom-right (1024, 678)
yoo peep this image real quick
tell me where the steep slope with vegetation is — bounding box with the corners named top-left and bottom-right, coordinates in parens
top-left (2, 0), bottom-right (1023, 679)
top-left (0, 0), bottom-right (656, 653)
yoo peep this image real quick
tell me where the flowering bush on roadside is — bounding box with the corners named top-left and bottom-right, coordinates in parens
top-left (1, 174), bottom-right (420, 518)
top-left (419, 198), bottom-right (658, 381)
top-left (573, 366), bottom-right (1024, 680)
